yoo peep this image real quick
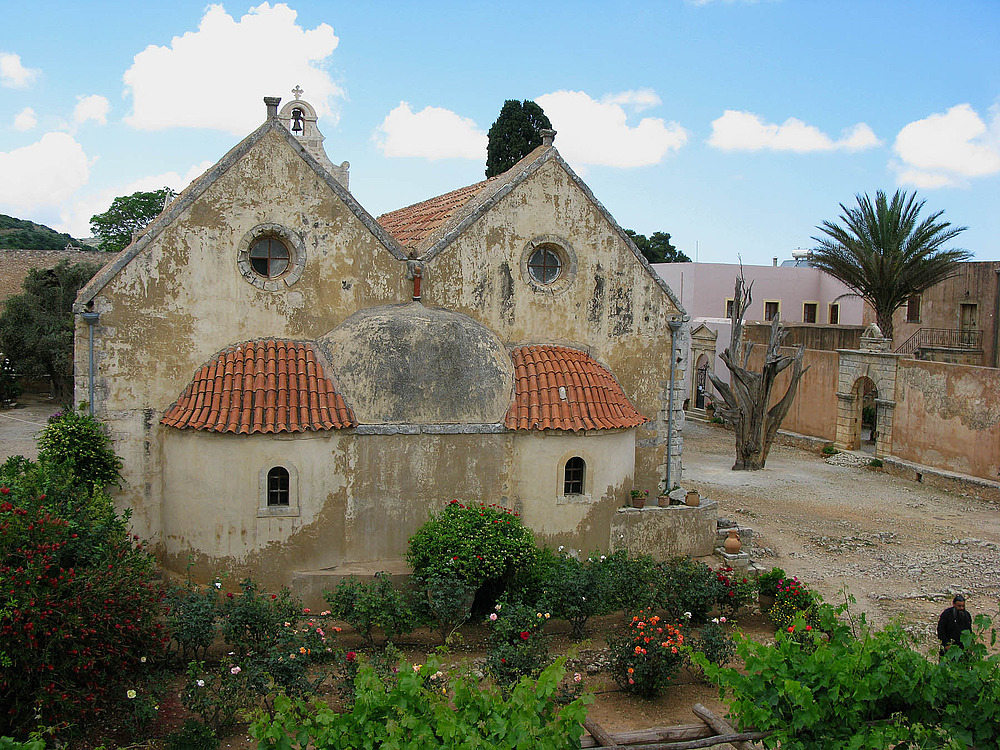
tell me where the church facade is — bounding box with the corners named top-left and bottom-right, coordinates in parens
top-left (73, 94), bottom-right (695, 591)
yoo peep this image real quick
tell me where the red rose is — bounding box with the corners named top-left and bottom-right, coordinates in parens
top-left (520, 631), bottom-right (530, 641)
top-left (345, 651), bottom-right (356, 662)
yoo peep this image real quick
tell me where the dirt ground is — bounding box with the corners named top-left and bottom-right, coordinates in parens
top-left (4, 398), bottom-right (999, 745)
top-left (683, 418), bottom-right (1000, 637)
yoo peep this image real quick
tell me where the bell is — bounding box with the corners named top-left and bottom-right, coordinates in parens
top-left (291, 109), bottom-right (304, 134)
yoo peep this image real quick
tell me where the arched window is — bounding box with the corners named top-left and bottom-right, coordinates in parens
top-left (564, 456), bottom-right (585, 495)
top-left (267, 466), bottom-right (290, 506)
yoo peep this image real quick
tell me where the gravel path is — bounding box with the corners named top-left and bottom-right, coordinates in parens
top-left (0, 396), bottom-right (60, 462)
top-left (683, 419), bottom-right (1000, 637)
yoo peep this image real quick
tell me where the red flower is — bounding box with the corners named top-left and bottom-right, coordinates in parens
top-left (519, 631), bottom-right (530, 641)
top-left (0, 487), bottom-right (9, 495)
top-left (345, 651), bottom-right (356, 662)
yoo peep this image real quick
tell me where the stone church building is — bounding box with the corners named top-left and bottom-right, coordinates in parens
top-left (73, 94), bottom-right (694, 593)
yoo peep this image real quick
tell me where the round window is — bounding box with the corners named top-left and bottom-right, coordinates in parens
top-left (249, 237), bottom-right (290, 278)
top-left (528, 245), bottom-right (562, 285)
top-left (237, 224), bottom-right (306, 291)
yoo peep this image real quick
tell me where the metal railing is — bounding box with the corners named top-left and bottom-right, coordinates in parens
top-left (895, 327), bottom-right (982, 355)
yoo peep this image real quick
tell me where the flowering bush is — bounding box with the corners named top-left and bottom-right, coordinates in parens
top-left (713, 566), bottom-right (756, 618)
top-left (0, 457), bottom-right (167, 737)
top-left (323, 572), bottom-right (414, 647)
top-left (601, 549), bottom-right (659, 612)
top-left (250, 657), bottom-right (591, 750)
top-left (220, 579), bottom-right (300, 656)
top-left (407, 500), bottom-right (537, 601)
top-left (166, 581), bottom-right (220, 663)
top-left (181, 658), bottom-right (254, 733)
top-left (755, 566), bottom-right (786, 599)
top-left (417, 571), bottom-right (476, 645)
top-left (767, 576), bottom-right (816, 630)
top-left (609, 610), bottom-right (685, 699)
top-left (485, 602), bottom-right (551, 687)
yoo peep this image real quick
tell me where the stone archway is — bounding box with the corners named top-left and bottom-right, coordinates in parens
top-left (688, 324), bottom-right (718, 411)
top-left (835, 344), bottom-right (902, 458)
top-left (845, 375), bottom-right (876, 452)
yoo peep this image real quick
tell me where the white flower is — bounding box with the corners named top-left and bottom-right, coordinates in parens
top-left (684, 611), bottom-right (692, 620)
top-left (573, 673), bottom-right (582, 683)
top-left (495, 604), bottom-right (502, 611)
top-left (582, 596), bottom-right (586, 601)
top-left (126, 689), bottom-right (137, 699)
top-left (558, 545), bottom-right (564, 552)
top-left (712, 618), bottom-right (719, 624)
top-left (214, 581), bottom-right (222, 589)
top-left (196, 679), bottom-right (205, 687)
top-left (489, 613), bottom-right (498, 621)
top-left (413, 664), bottom-right (422, 672)
top-left (600, 555), bottom-right (606, 561)
top-left (140, 656), bottom-right (147, 663)
top-left (231, 666), bottom-right (241, 675)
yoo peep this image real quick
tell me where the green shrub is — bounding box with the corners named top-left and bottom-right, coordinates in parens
top-left (417, 571), bottom-right (476, 645)
top-left (36, 408), bottom-right (122, 492)
top-left (181, 659), bottom-right (254, 733)
top-left (165, 719), bottom-right (219, 750)
top-left (406, 500), bottom-right (537, 602)
top-left (485, 602), bottom-right (551, 687)
top-left (323, 572), bottom-right (415, 647)
top-left (166, 581), bottom-right (220, 663)
top-left (0, 737), bottom-right (46, 750)
top-left (539, 551), bottom-right (613, 639)
top-left (655, 556), bottom-right (720, 622)
top-left (0, 356), bottom-right (19, 406)
top-left (869, 458), bottom-right (884, 468)
top-left (713, 565), bottom-right (756, 619)
top-left (689, 619), bottom-right (736, 670)
top-left (0, 458), bottom-right (167, 737)
top-left (220, 579), bottom-right (300, 656)
top-left (249, 657), bottom-right (591, 749)
top-left (608, 609), bottom-right (685, 699)
top-left (601, 549), bottom-right (659, 612)
top-left (755, 566), bottom-right (786, 598)
top-left (822, 444), bottom-right (839, 455)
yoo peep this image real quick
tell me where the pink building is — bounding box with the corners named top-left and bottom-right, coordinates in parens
top-left (651, 261), bottom-right (865, 409)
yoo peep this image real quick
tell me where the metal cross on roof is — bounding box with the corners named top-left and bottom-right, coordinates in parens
top-left (292, 85), bottom-right (303, 100)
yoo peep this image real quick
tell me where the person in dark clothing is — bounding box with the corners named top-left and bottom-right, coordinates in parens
top-left (937, 594), bottom-right (972, 653)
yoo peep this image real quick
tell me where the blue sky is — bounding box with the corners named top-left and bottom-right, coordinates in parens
top-left (1, 0), bottom-right (997, 266)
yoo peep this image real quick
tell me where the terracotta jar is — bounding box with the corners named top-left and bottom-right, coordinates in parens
top-left (685, 490), bottom-right (700, 507)
top-left (657, 494), bottom-right (671, 507)
top-left (723, 529), bottom-right (742, 554)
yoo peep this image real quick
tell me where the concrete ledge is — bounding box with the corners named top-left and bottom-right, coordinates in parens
top-left (611, 499), bottom-right (717, 559)
top-left (881, 455), bottom-right (1000, 503)
top-left (292, 560), bottom-right (412, 610)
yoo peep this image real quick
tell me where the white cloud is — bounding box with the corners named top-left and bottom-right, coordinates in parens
top-left (0, 133), bottom-right (90, 211)
top-left (13, 107), bottom-right (37, 131)
top-left (708, 110), bottom-right (880, 152)
top-left (893, 103), bottom-right (1000, 188)
top-left (57, 161), bottom-right (214, 237)
top-left (123, 2), bottom-right (342, 135)
top-left (0, 52), bottom-right (40, 88)
top-left (603, 89), bottom-right (661, 112)
top-left (535, 90), bottom-right (688, 168)
top-left (375, 102), bottom-right (486, 159)
top-left (74, 95), bottom-right (110, 126)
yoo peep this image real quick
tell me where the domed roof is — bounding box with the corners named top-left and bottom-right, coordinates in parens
top-left (316, 303), bottom-right (513, 425)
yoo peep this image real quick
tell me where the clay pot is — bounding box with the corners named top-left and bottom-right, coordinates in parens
top-left (723, 529), bottom-right (742, 555)
top-left (685, 490), bottom-right (700, 507)
top-left (657, 494), bottom-right (671, 507)
top-left (631, 495), bottom-right (646, 509)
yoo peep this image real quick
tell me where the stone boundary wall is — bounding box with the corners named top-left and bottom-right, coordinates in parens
top-left (745, 345), bottom-right (839, 441)
top-left (891, 359), bottom-right (1000, 483)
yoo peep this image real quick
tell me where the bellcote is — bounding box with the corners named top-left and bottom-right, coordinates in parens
top-left (275, 87), bottom-right (350, 189)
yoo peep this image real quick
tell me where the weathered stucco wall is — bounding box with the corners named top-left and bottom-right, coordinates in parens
top-left (75, 128), bottom-right (406, 543)
top-left (510, 429), bottom-right (635, 554)
top-left (421, 158), bottom-right (683, 494)
top-left (745, 346), bottom-right (840, 441)
top-left (891, 359), bottom-right (1000, 481)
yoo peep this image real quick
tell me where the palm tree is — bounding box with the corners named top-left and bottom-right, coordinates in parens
top-left (811, 190), bottom-right (969, 341)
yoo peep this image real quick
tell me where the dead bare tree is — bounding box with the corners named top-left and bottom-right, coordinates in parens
top-left (708, 272), bottom-right (809, 471)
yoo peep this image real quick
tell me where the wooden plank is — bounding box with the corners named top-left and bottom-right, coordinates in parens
top-left (584, 719), bottom-right (623, 748)
top-left (609, 731), bottom-right (768, 749)
top-left (691, 704), bottom-right (754, 750)
top-left (580, 725), bottom-right (713, 747)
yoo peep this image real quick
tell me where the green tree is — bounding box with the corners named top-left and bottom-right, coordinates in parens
top-left (485, 100), bottom-right (552, 178)
top-left (625, 230), bottom-right (690, 264)
top-left (811, 190), bottom-right (969, 341)
top-left (89, 187), bottom-right (176, 253)
top-left (0, 259), bottom-right (100, 400)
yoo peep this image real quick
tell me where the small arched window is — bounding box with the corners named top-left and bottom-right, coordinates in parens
top-left (267, 466), bottom-right (290, 506)
top-left (564, 457), bottom-right (585, 495)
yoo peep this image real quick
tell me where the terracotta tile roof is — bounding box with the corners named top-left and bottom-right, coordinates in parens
top-left (505, 345), bottom-right (649, 431)
top-left (162, 340), bottom-right (356, 434)
top-left (376, 177), bottom-right (498, 250)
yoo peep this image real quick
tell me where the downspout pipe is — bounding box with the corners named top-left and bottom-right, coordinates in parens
top-left (665, 317), bottom-right (683, 493)
top-left (81, 310), bottom-right (100, 414)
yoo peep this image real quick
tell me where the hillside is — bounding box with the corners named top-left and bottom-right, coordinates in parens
top-left (0, 214), bottom-right (92, 251)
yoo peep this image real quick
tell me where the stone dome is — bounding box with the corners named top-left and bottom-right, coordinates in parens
top-left (316, 303), bottom-right (514, 425)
